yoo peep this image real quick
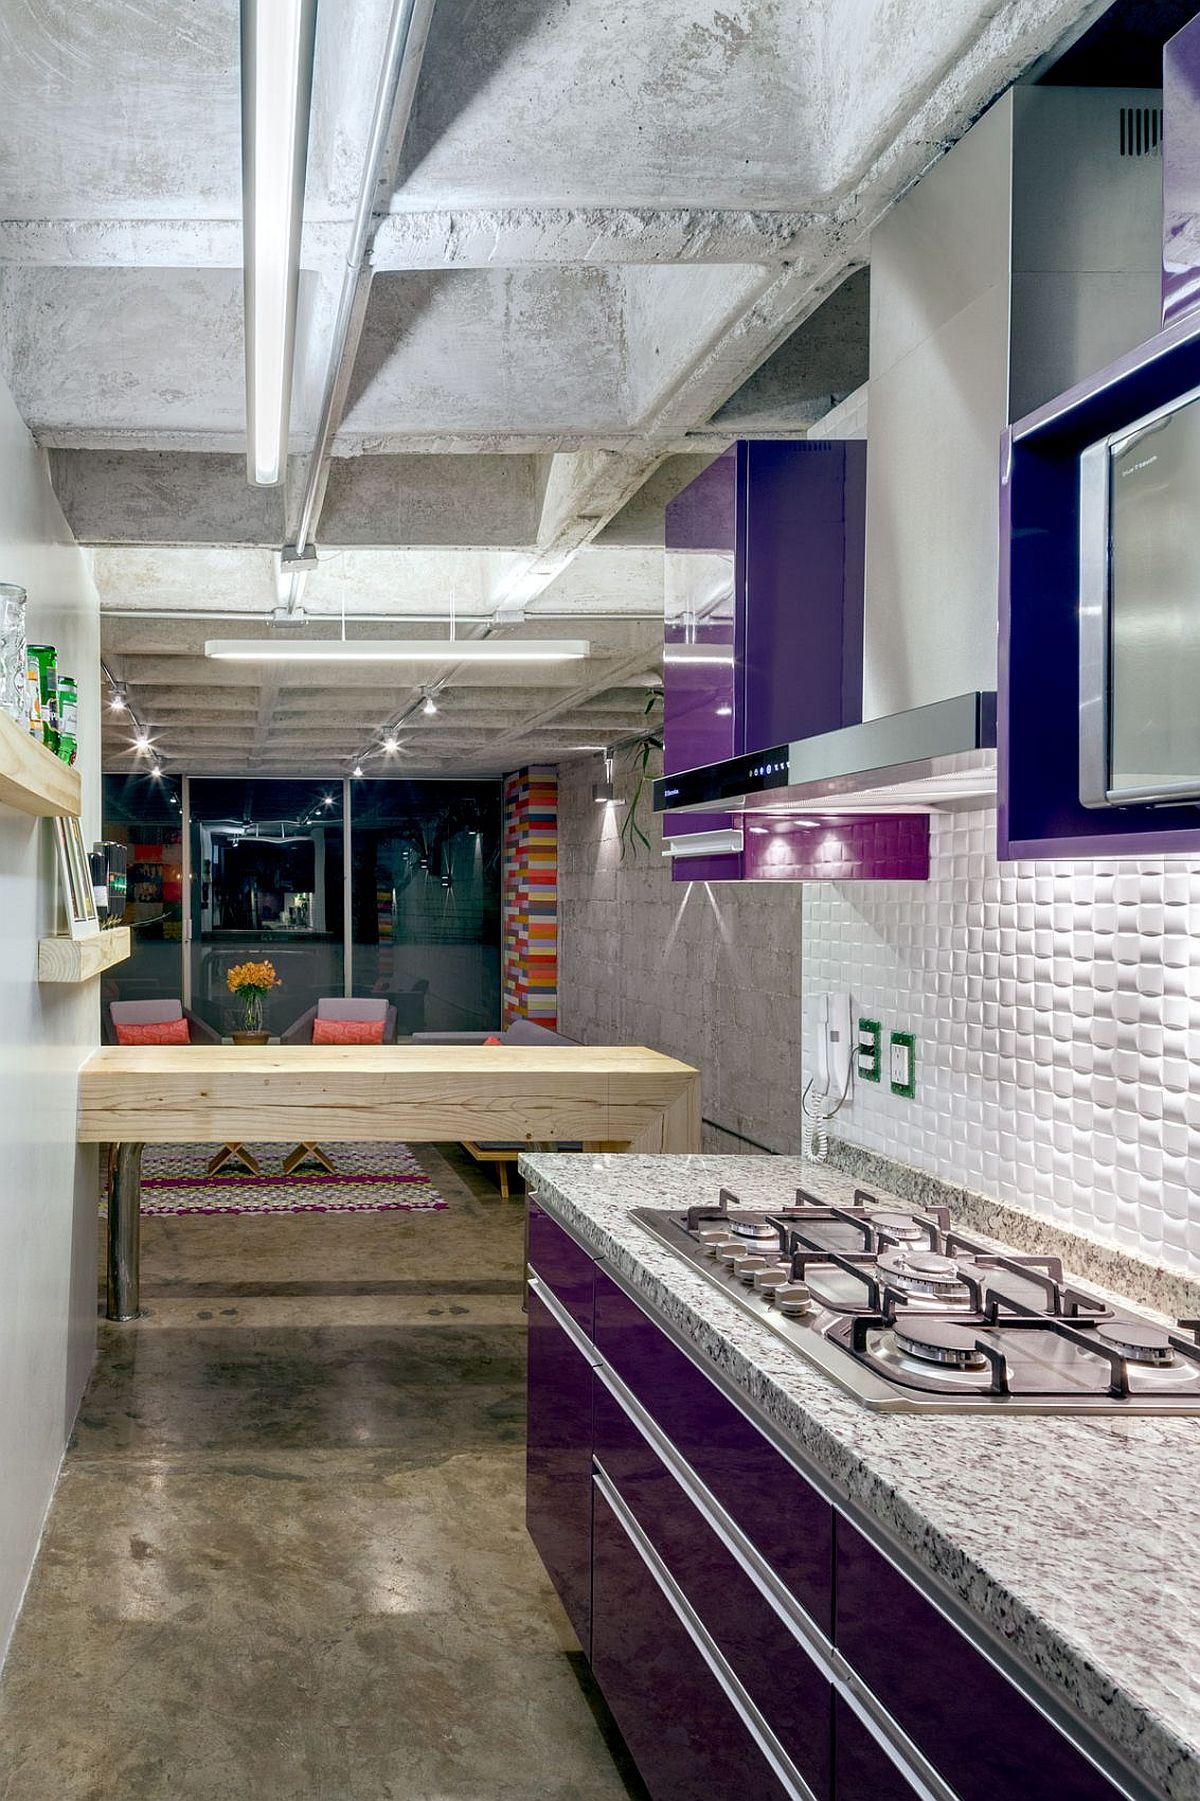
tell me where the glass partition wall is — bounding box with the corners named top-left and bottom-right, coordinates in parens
top-left (351, 780), bottom-right (501, 1034)
top-left (187, 779), bottom-right (345, 1036)
top-left (101, 775), bottom-right (502, 1039)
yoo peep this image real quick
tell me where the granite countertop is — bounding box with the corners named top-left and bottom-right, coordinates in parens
top-left (519, 1151), bottom-right (1200, 1801)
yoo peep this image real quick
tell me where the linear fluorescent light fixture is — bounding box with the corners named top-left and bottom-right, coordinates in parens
top-left (663, 828), bottom-right (744, 860)
top-left (204, 638), bottom-right (591, 663)
top-left (662, 644), bottom-right (735, 667)
top-left (241, 0), bottom-right (318, 486)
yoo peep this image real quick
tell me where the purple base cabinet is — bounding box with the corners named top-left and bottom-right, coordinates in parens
top-left (525, 1206), bottom-right (598, 1652)
top-left (592, 1379), bottom-right (832, 1799)
top-left (835, 1519), bottom-right (1130, 1801)
top-left (833, 1700), bottom-right (924, 1801)
top-left (590, 1485), bottom-right (793, 1801)
top-left (525, 1288), bottom-right (594, 1655)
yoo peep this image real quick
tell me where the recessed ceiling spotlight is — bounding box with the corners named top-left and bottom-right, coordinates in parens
top-left (133, 733), bottom-right (151, 753)
top-left (421, 688), bottom-right (439, 716)
top-left (109, 692), bottom-right (127, 713)
top-left (383, 736), bottom-right (399, 755)
top-left (149, 764), bottom-right (163, 781)
top-left (322, 794), bottom-right (333, 807)
top-left (351, 764), bottom-right (364, 778)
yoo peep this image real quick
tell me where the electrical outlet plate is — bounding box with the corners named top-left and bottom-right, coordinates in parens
top-left (889, 1029), bottom-right (916, 1099)
top-left (857, 1017), bottom-right (882, 1082)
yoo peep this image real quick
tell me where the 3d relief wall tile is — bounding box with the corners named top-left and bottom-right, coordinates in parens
top-left (503, 766), bottom-right (558, 1028)
top-left (802, 808), bottom-right (1200, 1278)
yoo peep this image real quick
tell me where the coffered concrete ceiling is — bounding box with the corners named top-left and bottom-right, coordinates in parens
top-left (0, 0), bottom-right (1111, 775)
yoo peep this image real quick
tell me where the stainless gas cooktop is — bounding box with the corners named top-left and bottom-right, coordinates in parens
top-left (633, 1186), bottom-right (1200, 1414)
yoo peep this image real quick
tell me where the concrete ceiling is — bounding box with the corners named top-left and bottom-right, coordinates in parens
top-left (0, 0), bottom-right (1114, 775)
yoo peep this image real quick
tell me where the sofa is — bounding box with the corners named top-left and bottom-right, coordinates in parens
top-left (411, 1018), bottom-right (581, 1193)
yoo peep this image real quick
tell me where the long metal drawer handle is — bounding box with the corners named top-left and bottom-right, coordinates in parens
top-left (526, 1272), bottom-right (603, 1366)
top-left (592, 1463), bottom-right (819, 1801)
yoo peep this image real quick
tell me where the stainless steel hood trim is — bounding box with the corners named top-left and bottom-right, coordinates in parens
top-left (654, 692), bottom-right (997, 816)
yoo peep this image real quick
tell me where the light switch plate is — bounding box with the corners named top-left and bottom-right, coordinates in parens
top-left (857, 1017), bottom-right (882, 1082)
top-left (889, 1030), bottom-right (916, 1099)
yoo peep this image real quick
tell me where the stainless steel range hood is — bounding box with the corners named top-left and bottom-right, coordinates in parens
top-left (652, 692), bottom-right (996, 818)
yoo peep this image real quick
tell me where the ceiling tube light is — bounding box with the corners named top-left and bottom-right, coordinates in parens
top-left (241, 0), bottom-right (318, 487)
top-left (203, 637), bottom-right (590, 663)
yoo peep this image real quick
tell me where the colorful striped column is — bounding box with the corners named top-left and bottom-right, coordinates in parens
top-left (502, 766), bottom-right (558, 1028)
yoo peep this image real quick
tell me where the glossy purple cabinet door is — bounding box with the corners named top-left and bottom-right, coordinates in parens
top-left (594, 1379), bottom-right (832, 1798)
top-left (591, 1485), bottom-right (792, 1801)
top-left (833, 1699), bottom-right (919, 1801)
top-left (525, 1289), bottom-right (594, 1653)
top-left (594, 1266), bottom-right (834, 1634)
top-left (835, 1520), bottom-right (1126, 1801)
top-left (527, 1202), bottom-right (595, 1336)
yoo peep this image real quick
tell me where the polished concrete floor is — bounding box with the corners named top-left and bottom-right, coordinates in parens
top-left (0, 1149), bottom-right (646, 1800)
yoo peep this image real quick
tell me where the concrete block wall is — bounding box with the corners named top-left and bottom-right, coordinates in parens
top-left (557, 751), bottom-right (802, 1154)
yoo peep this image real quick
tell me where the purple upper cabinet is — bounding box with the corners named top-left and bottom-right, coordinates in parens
top-left (1163, 16), bottom-right (1200, 327)
top-left (663, 448), bottom-right (738, 851)
top-left (1000, 310), bottom-right (1200, 858)
top-left (735, 440), bottom-right (865, 749)
top-left (662, 440), bottom-right (867, 881)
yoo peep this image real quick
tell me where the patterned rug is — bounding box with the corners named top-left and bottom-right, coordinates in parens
top-left (100, 1142), bottom-right (448, 1218)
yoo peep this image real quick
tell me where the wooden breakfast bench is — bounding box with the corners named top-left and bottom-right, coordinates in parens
top-left (78, 1043), bottom-right (701, 1321)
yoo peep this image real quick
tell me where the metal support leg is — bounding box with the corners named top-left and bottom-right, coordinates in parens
top-left (107, 1142), bottom-right (144, 1322)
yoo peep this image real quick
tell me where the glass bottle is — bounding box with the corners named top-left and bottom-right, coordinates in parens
top-left (57, 675), bottom-right (78, 765)
top-left (0, 584), bottom-right (27, 726)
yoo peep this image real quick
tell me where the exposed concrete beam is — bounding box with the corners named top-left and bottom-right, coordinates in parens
top-left (0, 208), bottom-right (813, 273)
top-left (51, 451), bottom-right (543, 547)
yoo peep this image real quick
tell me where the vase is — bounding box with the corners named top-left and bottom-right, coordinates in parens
top-left (240, 993), bottom-right (264, 1035)
top-left (231, 1030), bottom-right (270, 1046)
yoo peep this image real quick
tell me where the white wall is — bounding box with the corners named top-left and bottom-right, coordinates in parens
top-left (803, 807), bottom-right (1200, 1279)
top-left (0, 374), bottom-right (100, 1660)
top-left (861, 94), bottom-right (1010, 720)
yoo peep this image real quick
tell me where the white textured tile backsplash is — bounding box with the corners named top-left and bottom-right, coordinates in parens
top-left (802, 807), bottom-right (1200, 1277)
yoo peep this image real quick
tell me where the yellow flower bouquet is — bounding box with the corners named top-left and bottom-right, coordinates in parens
top-left (225, 958), bottom-right (279, 1035)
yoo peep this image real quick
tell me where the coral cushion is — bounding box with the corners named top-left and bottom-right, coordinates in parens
top-left (312, 1017), bottom-right (386, 1045)
top-left (483, 1035), bottom-right (504, 1046)
top-left (115, 1017), bottom-right (191, 1046)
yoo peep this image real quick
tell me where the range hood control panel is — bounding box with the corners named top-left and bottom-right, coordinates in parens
top-left (654, 747), bottom-right (790, 812)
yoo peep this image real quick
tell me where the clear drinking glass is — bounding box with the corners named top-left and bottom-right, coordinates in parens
top-left (0, 584), bottom-right (27, 725)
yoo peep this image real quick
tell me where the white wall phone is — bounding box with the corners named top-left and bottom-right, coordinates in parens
top-left (803, 992), bottom-right (853, 1160)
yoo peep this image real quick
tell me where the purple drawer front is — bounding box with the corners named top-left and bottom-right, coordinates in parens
top-left (835, 1520), bottom-right (1127, 1801)
top-left (594, 1378), bottom-right (832, 1799)
top-left (594, 1265), bottom-right (833, 1636)
top-left (527, 1202), bottom-right (595, 1336)
top-left (832, 1698), bottom-right (920, 1801)
top-left (525, 1289), bottom-right (594, 1654)
top-left (591, 1484), bottom-right (792, 1801)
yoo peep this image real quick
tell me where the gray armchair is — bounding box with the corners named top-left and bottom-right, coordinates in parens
top-left (105, 999), bottom-right (221, 1045)
top-left (281, 998), bottom-right (398, 1044)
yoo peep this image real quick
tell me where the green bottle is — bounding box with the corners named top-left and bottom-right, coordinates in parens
top-left (57, 675), bottom-right (77, 765)
top-left (27, 644), bottom-right (57, 754)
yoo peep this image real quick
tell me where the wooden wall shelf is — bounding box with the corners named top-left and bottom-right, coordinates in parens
top-left (39, 926), bottom-right (131, 984)
top-left (0, 711), bottom-right (80, 817)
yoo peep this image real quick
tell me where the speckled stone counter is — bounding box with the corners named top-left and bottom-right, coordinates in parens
top-left (519, 1152), bottom-right (1200, 1801)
